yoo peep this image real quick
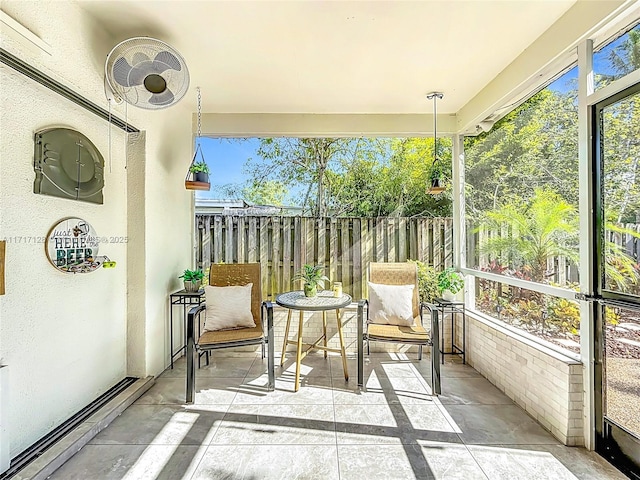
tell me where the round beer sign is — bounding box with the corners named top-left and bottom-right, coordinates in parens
top-left (46, 218), bottom-right (103, 273)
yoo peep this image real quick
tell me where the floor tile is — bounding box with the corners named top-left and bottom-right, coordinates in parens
top-left (437, 377), bottom-right (513, 405)
top-left (333, 371), bottom-right (436, 406)
top-left (134, 377), bottom-right (244, 405)
top-left (212, 404), bottom-right (336, 444)
top-left (89, 404), bottom-right (226, 446)
top-left (416, 440), bottom-right (489, 480)
top-left (233, 374), bottom-right (334, 404)
top-left (335, 404), bottom-right (460, 445)
top-left (443, 405), bottom-right (559, 445)
top-left (338, 444), bottom-right (437, 480)
top-left (48, 444), bottom-right (206, 480)
top-left (161, 354), bottom-right (256, 378)
top-left (468, 444), bottom-right (583, 480)
top-left (191, 445), bottom-right (340, 480)
top-left (438, 361), bottom-right (483, 378)
top-left (468, 444), bottom-right (629, 480)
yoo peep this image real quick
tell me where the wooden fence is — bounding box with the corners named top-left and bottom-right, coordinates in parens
top-left (195, 214), bottom-right (454, 300)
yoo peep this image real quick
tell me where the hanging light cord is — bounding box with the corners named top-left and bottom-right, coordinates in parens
top-left (426, 92), bottom-right (444, 168)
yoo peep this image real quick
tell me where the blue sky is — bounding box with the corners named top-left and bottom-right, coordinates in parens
top-left (196, 137), bottom-right (260, 200)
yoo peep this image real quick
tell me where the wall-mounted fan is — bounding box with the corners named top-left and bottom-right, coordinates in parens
top-left (105, 37), bottom-right (189, 109)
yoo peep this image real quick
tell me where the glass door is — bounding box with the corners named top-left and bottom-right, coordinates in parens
top-left (593, 84), bottom-right (640, 478)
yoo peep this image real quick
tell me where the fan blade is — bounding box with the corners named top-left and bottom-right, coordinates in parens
top-left (113, 57), bottom-right (147, 87)
top-left (132, 52), bottom-right (150, 65)
top-left (112, 57), bottom-right (134, 87)
top-left (149, 88), bottom-right (175, 106)
top-left (152, 50), bottom-right (182, 73)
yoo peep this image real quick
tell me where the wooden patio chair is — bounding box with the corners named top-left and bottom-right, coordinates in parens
top-left (357, 262), bottom-right (441, 394)
top-left (185, 263), bottom-right (275, 403)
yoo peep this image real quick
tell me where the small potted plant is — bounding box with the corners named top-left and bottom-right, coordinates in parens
top-left (179, 268), bottom-right (204, 292)
top-left (189, 161), bottom-right (210, 183)
top-left (294, 264), bottom-right (329, 297)
top-left (427, 164), bottom-right (445, 194)
top-left (437, 267), bottom-right (464, 301)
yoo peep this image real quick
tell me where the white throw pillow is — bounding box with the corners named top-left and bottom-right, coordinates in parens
top-left (203, 283), bottom-right (256, 332)
top-left (368, 282), bottom-right (415, 326)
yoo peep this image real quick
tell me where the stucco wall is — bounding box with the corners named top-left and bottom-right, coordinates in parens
top-left (0, 64), bottom-right (129, 457)
top-left (0, 0), bottom-right (193, 458)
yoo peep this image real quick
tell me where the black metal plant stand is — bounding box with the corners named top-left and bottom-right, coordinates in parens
top-left (434, 297), bottom-right (466, 364)
top-left (169, 289), bottom-right (205, 368)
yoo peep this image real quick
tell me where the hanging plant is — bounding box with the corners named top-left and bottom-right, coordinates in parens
top-left (185, 87), bottom-right (211, 191)
top-left (189, 160), bottom-right (210, 183)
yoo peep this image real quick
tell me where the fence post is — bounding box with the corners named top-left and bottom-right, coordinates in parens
top-left (353, 218), bottom-right (362, 300)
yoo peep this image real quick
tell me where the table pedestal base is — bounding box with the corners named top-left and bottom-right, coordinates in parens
top-left (281, 309), bottom-right (349, 392)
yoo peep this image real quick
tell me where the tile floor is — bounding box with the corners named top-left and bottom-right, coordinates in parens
top-left (49, 352), bottom-right (626, 480)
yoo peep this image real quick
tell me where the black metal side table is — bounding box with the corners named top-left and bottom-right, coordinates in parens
top-left (169, 289), bottom-right (205, 368)
top-left (434, 297), bottom-right (466, 364)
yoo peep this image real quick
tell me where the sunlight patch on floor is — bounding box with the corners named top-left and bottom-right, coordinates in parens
top-left (122, 411), bottom-right (200, 480)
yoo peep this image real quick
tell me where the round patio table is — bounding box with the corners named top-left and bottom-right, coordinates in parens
top-left (276, 290), bottom-right (352, 392)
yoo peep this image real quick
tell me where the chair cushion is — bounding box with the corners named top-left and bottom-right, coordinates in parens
top-left (203, 283), bottom-right (256, 332)
top-left (368, 282), bottom-right (415, 326)
top-left (367, 320), bottom-right (429, 343)
top-left (198, 324), bottom-right (264, 345)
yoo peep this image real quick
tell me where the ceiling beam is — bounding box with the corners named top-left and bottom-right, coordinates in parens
top-left (197, 113), bottom-right (457, 138)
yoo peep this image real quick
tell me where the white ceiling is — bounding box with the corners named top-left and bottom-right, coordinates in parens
top-left (79, 0), bottom-right (577, 115)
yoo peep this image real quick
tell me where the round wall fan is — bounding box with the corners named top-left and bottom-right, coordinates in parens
top-left (105, 37), bottom-right (189, 109)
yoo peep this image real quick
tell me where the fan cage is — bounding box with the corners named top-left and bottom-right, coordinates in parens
top-left (105, 37), bottom-right (190, 110)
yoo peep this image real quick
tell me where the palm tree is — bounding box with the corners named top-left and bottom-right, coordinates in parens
top-left (479, 188), bottom-right (578, 282)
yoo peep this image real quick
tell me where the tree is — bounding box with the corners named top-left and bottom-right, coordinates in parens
top-left (464, 90), bottom-right (579, 218)
top-left (242, 180), bottom-right (287, 206)
top-left (245, 138), bottom-right (372, 216)
top-left (213, 179), bottom-right (287, 206)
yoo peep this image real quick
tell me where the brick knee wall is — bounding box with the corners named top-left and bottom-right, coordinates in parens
top-left (466, 314), bottom-right (584, 446)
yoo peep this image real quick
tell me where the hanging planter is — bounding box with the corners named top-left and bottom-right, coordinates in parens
top-left (185, 144), bottom-right (210, 190)
top-left (427, 176), bottom-right (445, 195)
top-left (185, 87), bottom-right (211, 191)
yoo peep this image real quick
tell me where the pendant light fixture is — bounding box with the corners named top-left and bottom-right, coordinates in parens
top-left (185, 87), bottom-right (210, 191)
top-left (426, 92), bottom-right (445, 195)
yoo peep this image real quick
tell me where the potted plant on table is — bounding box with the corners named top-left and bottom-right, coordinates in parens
top-left (294, 264), bottom-right (329, 298)
top-left (179, 269), bottom-right (205, 292)
top-left (189, 161), bottom-right (210, 183)
top-left (437, 267), bottom-right (464, 301)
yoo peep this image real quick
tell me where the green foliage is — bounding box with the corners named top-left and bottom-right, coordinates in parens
top-left (547, 298), bottom-right (580, 335)
top-left (189, 161), bottom-right (210, 174)
top-left (437, 267), bottom-right (464, 294)
top-left (478, 188), bottom-right (579, 282)
top-left (179, 269), bottom-right (204, 282)
top-left (465, 89), bottom-right (580, 218)
top-left (293, 264), bottom-right (329, 289)
top-left (409, 260), bottom-right (439, 303)
top-left (243, 180), bottom-right (287, 206)
top-left (230, 136), bottom-right (452, 218)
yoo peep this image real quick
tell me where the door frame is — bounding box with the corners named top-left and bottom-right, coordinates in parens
top-left (591, 81), bottom-right (640, 478)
